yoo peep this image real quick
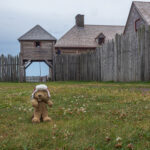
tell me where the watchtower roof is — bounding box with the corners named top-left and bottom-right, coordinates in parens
top-left (18, 25), bottom-right (56, 41)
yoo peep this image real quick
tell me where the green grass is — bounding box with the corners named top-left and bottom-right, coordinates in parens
top-left (1, 82), bottom-right (150, 150)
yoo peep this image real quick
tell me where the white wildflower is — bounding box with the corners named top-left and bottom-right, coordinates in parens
top-left (116, 137), bottom-right (122, 142)
top-left (53, 124), bottom-right (57, 128)
top-left (29, 108), bottom-right (32, 112)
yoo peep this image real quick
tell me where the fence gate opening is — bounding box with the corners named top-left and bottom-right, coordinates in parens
top-left (25, 61), bottom-right (52, 82)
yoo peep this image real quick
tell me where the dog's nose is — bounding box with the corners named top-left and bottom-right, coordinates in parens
top-left (38, 94), bottom-right (42, 97)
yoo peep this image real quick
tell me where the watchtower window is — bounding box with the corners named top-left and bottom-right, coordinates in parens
top-left (35, 41), bottom-right (41, 47)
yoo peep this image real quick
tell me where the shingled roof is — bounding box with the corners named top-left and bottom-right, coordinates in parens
top-left (55, 25), bottom-right (124, 48)
top-left (18, 25), bottom-right (56, 41)
top-left (133, 1), bottom-right (150, 25)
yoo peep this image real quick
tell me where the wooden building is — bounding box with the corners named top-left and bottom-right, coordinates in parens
top-left (55, 14), bottom-right (124, 54)
top-left (18, 25), bottom-right (56, 82)
top-left (124, 1), bottom-right (150, 36)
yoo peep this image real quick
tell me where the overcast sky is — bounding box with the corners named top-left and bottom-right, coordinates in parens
top-left (0, 0), bottom-right (149, 76)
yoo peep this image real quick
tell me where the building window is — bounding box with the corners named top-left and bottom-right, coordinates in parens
top-left (96, 33), bottom-right (105, 45)
top-left (35, 41), bottom-right (41, 47)
top-left (98, 37), bottom-right (105, 45)
top-left (56, 49), bottom-right (61, 55)
top-left (135, 18), bottom-right (140, 32)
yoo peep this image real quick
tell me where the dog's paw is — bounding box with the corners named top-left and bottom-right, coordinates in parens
top-left (32, 118), bottom-right (40, 123)
top-left (47, 101), bottom-right (53, 107)
top-left (43, 117), bottom-right (52, 122)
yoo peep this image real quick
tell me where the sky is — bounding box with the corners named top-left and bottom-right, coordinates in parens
top-left (0, 0), bottom-right (149, 76)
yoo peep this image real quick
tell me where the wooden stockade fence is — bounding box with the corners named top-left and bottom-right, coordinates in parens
top-left (0, 55), bottom-right (20, 82)
top-left (1, 27), bottom-right (150, 82)
top-left (54, 27), bottom-right (150, 82)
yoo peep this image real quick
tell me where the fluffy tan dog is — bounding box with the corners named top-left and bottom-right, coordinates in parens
top-left (31, 84), bottom-right (53, 123)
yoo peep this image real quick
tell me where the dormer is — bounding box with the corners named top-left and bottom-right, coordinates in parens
top-left (95, 33), bottom-right (105, 45)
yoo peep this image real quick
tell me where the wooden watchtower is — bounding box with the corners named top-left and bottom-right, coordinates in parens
top-left (18, 25), bottom-right (56, 82)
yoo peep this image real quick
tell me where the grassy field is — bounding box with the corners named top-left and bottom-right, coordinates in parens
top-left (1, 82), bottom-right (150, 150)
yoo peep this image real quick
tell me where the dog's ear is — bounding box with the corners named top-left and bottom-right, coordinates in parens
top-left (33, 91), bottom-right (39, 100)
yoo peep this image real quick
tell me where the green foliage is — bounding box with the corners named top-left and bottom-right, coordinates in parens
top-left (0, 82), bottom-right (150, 149)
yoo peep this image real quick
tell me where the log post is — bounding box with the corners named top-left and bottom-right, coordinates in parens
top-left (19, 65), bottom-right (25, 82)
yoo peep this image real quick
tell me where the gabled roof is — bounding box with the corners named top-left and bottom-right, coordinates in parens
top-left (133, 1), bottom-right (150, 25)
top-left (55, 25), bottom-right (124, 48)
top-left (124, 1), bottom-right (150, 33)
top-left (18, 25), bottom-right (56, 41)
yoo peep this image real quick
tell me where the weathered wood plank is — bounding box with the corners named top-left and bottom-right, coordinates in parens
top-left (52, 26), bottom-right (150, 82)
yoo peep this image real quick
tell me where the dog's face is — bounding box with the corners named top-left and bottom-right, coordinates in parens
top-left (34, 90), bottom-right (49, 102)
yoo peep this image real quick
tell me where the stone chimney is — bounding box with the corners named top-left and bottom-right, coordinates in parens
top-left (75, 14), bottom-right (84, 27)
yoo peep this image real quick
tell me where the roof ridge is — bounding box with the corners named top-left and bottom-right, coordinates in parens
top-left (36, 25), bottom-right (56, 39)
top-left (85, 24), bottom-right (124, 27)
top-left (18, 25), bottom-right (56, 41)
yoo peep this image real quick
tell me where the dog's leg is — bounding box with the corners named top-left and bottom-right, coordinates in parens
top-left (47, 100), bottom-right (53, 107)
top-left (31, 99), bottom-right (38, 107)
top-left (42, 103), bottom-right (51, 122)
top-left (32, 110), bottom-right (41, 123)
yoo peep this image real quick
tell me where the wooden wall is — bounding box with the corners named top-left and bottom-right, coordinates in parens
top-left (55, 48), bottom-right (95, 54)
top-left (20, 41), bottom-right (54, 60)
top-left (54, 27), bottom-right (150, 82)
top-left (124, 3), bottom-right (146, 36)
top-left (0, 55), bottom-right (20, 82)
